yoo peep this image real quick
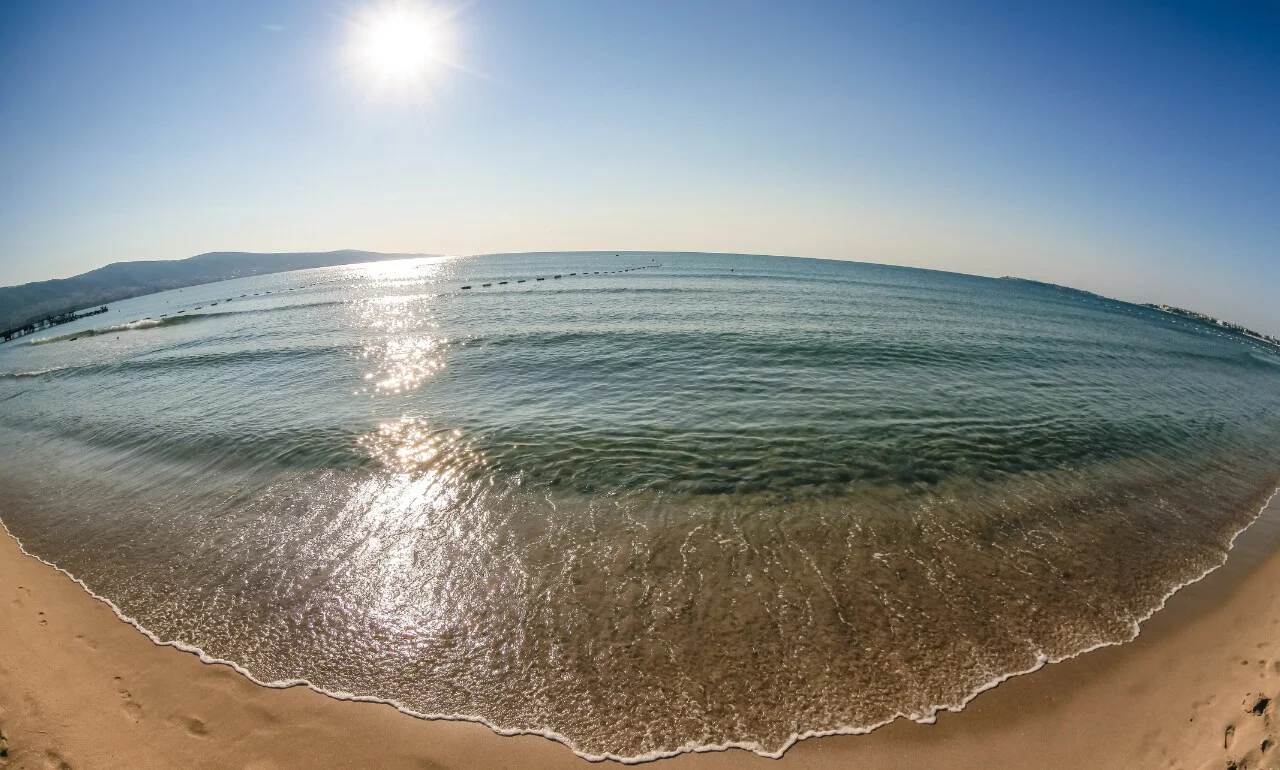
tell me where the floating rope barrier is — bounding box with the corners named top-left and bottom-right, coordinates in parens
top-left (458, 263), bottom-right (663, 292)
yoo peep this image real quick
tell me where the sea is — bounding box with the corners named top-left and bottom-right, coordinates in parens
top-left (1, 252), bottom-right (1278, 761)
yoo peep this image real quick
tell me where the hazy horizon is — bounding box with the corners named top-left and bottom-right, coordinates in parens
top-left (2, 1), bottom-right (1277, 332)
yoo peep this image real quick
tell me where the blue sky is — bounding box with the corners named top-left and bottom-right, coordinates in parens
top-left (1, 1), bottom-right (1277, 332)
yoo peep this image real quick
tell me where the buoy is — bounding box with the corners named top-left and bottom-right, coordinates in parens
top-left (482, 283), bottom-right (492, 287)
top-left (570, 273), bottom-right (577, 276)
top-left (554, 275), bottom-right (562, 279)
top-left (499, 281), bottom-right (508, 285)
top-left (537, 277), bottom-right (545, 281)
top-left (462, 285), bottom-right (472, 290)
top-left (518, 280), bottom-right (526, 283)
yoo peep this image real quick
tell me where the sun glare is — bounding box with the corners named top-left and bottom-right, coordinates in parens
top-left (348, 2), bottom-right (456, 91)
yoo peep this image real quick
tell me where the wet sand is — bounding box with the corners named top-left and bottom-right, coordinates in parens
top-left (3, 500), bottom-right (1280, 770)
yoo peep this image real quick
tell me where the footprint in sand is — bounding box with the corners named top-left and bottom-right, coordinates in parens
top-left (172, 716), bottom-right (208, 738)
top-left (42, 749), bottom-right (72, 770)
top-left (247, 704), bottom-right (281, 726)
top-left (1219, 691), bottom-right (1280, 770)
top-left (117, 687), bottom-right (142, 722)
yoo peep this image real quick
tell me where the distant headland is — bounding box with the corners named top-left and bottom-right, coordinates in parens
top-left (1141, 303), bottom-right (1280, 348)
top-left (1000, 276), bottom-right (1279, 350)
top-left (998, 275), bottom-right (1105, 300)
top-left (0, 250), bottom-right (431, 333)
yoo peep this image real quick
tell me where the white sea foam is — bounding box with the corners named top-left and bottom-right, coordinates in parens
top-left (25, 314), bottom-right (211, 345)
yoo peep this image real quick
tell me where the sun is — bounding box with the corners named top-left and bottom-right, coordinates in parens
top-left (347, 2), bottom-right (456, 89)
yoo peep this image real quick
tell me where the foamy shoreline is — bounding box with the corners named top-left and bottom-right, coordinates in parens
top-left (2, 489), bottom-right (1279, 767)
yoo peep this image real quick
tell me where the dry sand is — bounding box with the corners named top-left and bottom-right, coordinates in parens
top-left (4, 501), bottom-right (1280, 770)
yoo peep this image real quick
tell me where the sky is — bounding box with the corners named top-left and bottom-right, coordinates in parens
top-left (1, 1), bottom-right (1277, 332)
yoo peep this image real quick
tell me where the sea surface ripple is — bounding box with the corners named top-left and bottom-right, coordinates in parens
top-left (2, 252), bottom-right (1279, 760)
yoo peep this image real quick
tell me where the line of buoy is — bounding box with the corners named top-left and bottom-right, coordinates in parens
top-left (459, 263), bottom-right (663, 292)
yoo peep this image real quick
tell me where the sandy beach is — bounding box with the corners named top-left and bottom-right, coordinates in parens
top-left (0, 497), bottom-right (1277, 770)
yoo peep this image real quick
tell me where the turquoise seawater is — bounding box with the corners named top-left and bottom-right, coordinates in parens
top-left (1, 252), bottom-right (1279, 760)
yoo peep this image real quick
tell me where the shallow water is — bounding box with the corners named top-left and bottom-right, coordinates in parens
top-left (1, 252), bottom-right (1279, 760)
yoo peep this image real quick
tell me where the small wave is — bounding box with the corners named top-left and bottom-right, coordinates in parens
top-left (27, 313), bottom-right (223, 345)
top-left (0, 366), bottom-right (74, 379)
top-left (1248, 350), bottom-right (1280, 368)
top-left (0, 344), bottom-right (353, 385)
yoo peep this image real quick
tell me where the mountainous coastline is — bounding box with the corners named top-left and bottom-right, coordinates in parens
top-left (0, 250), bottom-right (429, 332)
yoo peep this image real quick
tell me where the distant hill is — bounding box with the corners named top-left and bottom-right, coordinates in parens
top-left (0, 250), bottom-right (431, 331)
